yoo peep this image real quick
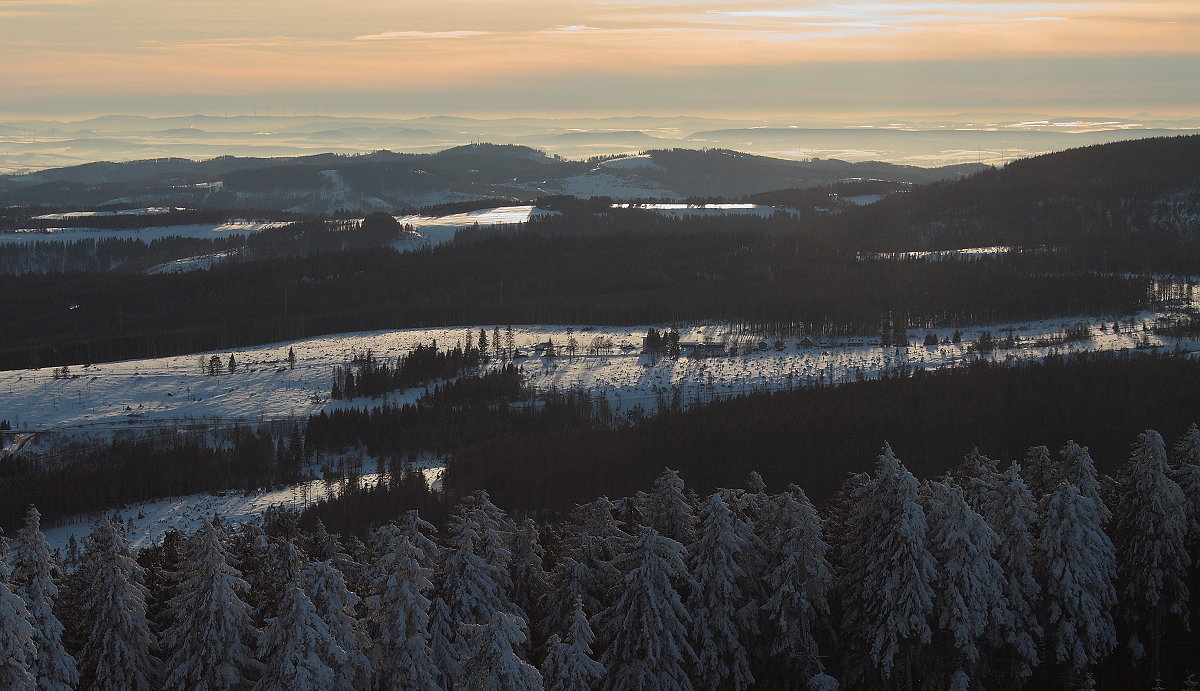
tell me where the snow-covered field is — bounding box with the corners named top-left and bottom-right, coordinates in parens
top-left (38, 464), bottom-right (445, 551)
top-left (4, 312), bottom-right (1195, 548)
top-left (146, 249), bottom-right (241, 274)
top-left (393, 205), bottom-right (559, 247)
top-left (0, 219), bottom-right (289, 245)
top-left (31, 206), bottom-right (180, 220)
top-left (858, 246), bottom-right (1020, 261)
top-left (611, 203), bottom-right (780, 218)
top-left (3, 314), bottom-right (1194, 439)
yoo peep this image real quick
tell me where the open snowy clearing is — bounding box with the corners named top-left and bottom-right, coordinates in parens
top-left (37, 464), bottom-right (445, 552)
top-left (4, 311), bottom-right (1195, 549)
top-left (857, 246), bottom-right (1022, 261)
top-left (0, 219), bottom-right (290, 245)
top-left (392, 205), bottom-right (559, 247)
top-left (31, 206), bottom-right (182, 220)
top-left (611, 203), bottom-right (781, 218)
top-left (4, 313), bottom-right (1195, 444)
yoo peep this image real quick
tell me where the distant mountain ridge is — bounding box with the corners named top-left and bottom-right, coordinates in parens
top-left (0, 144), bottom-right (986, 213)
top-left (827, 134), bottom-right (1200, 251)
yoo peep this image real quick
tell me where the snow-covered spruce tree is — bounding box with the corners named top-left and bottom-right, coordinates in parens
top-left (761, 486), bottom-right (832, 682)
top-left (366, 527), bottom-right (439, 690)
top-left (644, 468), bottom-right (699, 545)
top-left (457, 612), bottom-right (543, 691)
top-left (598, 526), bottom-right (696, 691)
top-left (551, 497), bottom-right (628, 625)
top-left (304, 560), bottom-right (371, 691)
top-left (510, 518), bottom-right (551, 649)
top-left (459, 490), bottom-right (517, 581)
top-left (1021, 445), bottom-right (1058, 500)
top-left (1058, 441), bottom-right (1109, 522)
top-left (837, 444), bottom-right (937, 686)
top-left (541, 596), bottom-right (604, 691)
top-left (76, 518), bottom-right (159, 690)
top-left (10, 506), bottom-right (78, 691)
top-left (0, 555), bottom-right (37, 691)
top-left (161, 521), bottom-right (260, 690)
top-left (1037, 482), bottom-right (1117, 681)
top-left (1111, 430), bottom-right (1191, 664)
top-left (441, 502), bottom-right (518, 631)
top-left (968, 462), bottom-right (1043, 685)
top-left (541, 555), bottom-right (604, 661)
top-left (1173, 423), bottom-right (1200, 543)
top-left (687, 491), bottom-right (757, 690)
top-left (399, 508), bottom-right (442, 568)
top-left (923, 480), bottom-right (1006, 685)
top-left (429, 594), bottom-right (465, 688)
top-left (948, 448), bottom-right (999, 499)
top-left (253, 585), bottom-right (341, 691)
top-left (307, 518), bottom-right (361, 579)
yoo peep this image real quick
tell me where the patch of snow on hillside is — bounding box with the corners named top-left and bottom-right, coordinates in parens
top-left (843, 194), bottom-right (884, 205)
top-left (612, 203), bottom-right (778, 217)
top-left (393, 205), bottom-right (558, 247)
top-left (0, 220), bottom-right (289, 245)
top-left (145, 249), bottom-right (240, 274)
top-left (598, 155), bottom-right (663, 171)
top-left (4, 313), bottom-right (1194, 447)
top-left (857, 246), bottom-right (1019, 261)
top-left (37, 466), bottom-right (445, 552)
top-left (32, 207), bottom-right (182, 220)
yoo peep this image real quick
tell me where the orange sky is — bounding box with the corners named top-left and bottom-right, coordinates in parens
top-left (1, 0), bottom-right (1197, 117)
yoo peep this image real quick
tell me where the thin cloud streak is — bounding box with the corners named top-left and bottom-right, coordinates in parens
top-left (353, 31), bottom-right (493, 41)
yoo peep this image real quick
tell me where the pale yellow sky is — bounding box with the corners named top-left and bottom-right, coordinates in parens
top-left (1, 0), bottom-right (1197, 117)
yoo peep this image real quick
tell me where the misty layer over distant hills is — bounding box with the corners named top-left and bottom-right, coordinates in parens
top-left (1, 113), bottom-right (1197, 174)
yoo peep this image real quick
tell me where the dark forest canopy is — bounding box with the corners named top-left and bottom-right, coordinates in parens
top-left (441, 351), bottom-right (1200, 513)
top-left (0, 230), bottom-right (1155, 370)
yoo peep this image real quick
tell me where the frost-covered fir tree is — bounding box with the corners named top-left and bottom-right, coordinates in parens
top-left (1058, 441), bottom-right (1109, 522)
top-left (541, 596), bottom-right (604, 691)
top-left (923, 481), bottom-right (1006, 681)
top-left (307, 519), bottom-right (361, 580)
top-left (687, 492), bottom-right (757, 690)
top-left (510, 518), bottom-right (550, 646)
top-left (459, 490), bottom-right (517, 583)
top-left (838, 445), bottom-right (937, 685)
top-left (441, 509), bottom-right (516, 631)
top-left (366, 528), bottom-right (439, 690)
top-left (304, 561), bottom-right (372, 691)
top-left (599, 527), bottom-right (696, 691)
top-left (0, 557), bottom-right (37, 691)
top-left (161, 521), bottom-right (260, 690)
top-left (10, 506), bottom-right (78, 691)
top-left (551, 497), bottom-right (628, 628)
top-left (399, 508), bottom-right (442, 568)
top-left (968, 462), bottom-right (1042, 683)
top-left (1037, 482), bottom-right (1117, 677)
top-left (77, 518), bottom-right (159, 690)
top-left (457, 612), bottom-right (543, 691)
top-left (430, 594), bottom-right (466, 688)
top-left (253, 586), bottom-right (341, 691)
top-left (762, 487), bottom-right (832, 680)
top-left (1111, 430), bottom-right (1191, 662)
top-left (541, 556), bottom-right (601, 659)
top-left (1021, 445), bottom-right (1057, 500)
top-left (644, 468), bottom-right (699, 544)
top-left (1173, 423), bottom-right (1200, 543)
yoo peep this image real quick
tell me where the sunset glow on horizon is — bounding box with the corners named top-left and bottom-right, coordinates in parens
top-left (1, 0), bottom-right (1198, 118)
